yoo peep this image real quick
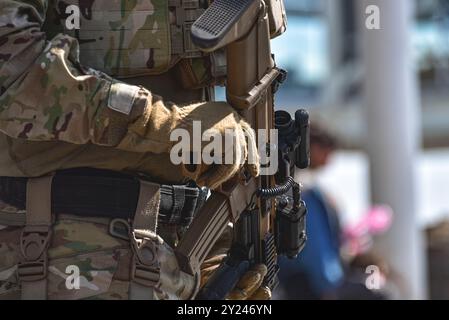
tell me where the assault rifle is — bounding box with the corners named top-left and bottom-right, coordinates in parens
top-left (174, 0), bottom-right (310, 299)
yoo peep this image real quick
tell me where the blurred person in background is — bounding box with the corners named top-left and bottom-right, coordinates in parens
top-left (273, 122), bottom-right (390, 300)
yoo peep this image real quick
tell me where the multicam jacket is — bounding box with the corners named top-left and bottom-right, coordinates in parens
top-left (0, 0), bottom-right (214, 300)
top-left (2, 0), bottom-right (163, 147)
top-left (0, 0), bottom-right (212, 178)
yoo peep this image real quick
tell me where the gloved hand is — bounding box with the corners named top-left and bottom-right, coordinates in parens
top-left (226, 264), bottom-right (271, 300)
top-left (200, 255), bottom-right (272, 300)
top-left (118, 94), bottom-right (260, 190)
top-left (198, 226), bottom-right (271, 300)
top-left (135, 230), bottom-right (197, 300)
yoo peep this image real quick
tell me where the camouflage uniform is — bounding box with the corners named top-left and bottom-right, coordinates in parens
top-left (0, 0), bottom-right (218, 180)
top-left (0, 202), bottom-right (132, 299)
top-left (0, 0), bottom-right (247, 299)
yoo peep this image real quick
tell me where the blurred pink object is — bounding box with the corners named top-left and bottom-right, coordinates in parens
top-left (343, 205), bottom-right (393, 255)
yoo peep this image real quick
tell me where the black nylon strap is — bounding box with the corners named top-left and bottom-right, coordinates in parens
top-left (172, 186), bottom-right (185, 223)
top-left (0, 168), bottom-right (206, 227)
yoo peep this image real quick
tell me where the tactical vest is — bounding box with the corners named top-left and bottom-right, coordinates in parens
top-left (43, 0), bottom-right (225, 88)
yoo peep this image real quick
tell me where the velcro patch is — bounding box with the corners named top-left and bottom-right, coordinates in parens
top-left (108, 83), bottom-right (140, 116)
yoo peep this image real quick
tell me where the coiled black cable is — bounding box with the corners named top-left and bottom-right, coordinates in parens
top-left (257, 176), bottom-right (296, 199)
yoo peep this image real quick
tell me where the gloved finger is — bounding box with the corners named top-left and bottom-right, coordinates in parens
top-left (201, 254), bottom-right (227, 269)
top-left (197, 163), bottom-right (240, 190)
top-left (181, 159), bottom-right (209, 182)
top-left (248, 286), bottom-right (272, 300)
top-left (240, 121), bottom-right (260, 178)
top-left (201, 264), bottom-right (220, 274)
top-left (226, 264), bottom-right (267, 300)
top-left (200, 267), bottom-right (220, 289)
top-left (200, 255), bottom-right (228, 289)
top-left (199, 124), bottom-right (253, 189)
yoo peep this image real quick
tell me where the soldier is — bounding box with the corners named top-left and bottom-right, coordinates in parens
top-left (0, 0), bottom-right (270, 300)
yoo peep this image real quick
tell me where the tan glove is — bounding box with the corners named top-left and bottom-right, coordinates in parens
top-left (200, 255), bottom-right (272, 300)
top-left (118, 95), bottom-right (260, 190)
top-left (154, 237), bottom-right (272, 301)
top-left (227, 264), bottom-right (272, 300)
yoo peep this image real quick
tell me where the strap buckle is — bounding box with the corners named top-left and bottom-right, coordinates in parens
top-left (130, 231), bottom-right (161, 287)
top-left (18, 225), bottom-right (52, 281)
top-left (17, 260), bottom-right (48, 282)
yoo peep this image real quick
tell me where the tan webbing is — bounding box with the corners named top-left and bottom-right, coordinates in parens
top-left (19, 175), bottom-right (53, 300)
top-left (129, 180), bottom-right (161, 300)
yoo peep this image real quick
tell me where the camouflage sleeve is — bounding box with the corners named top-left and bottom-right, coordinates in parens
top-left (0, 0), bottom-right (168, 152)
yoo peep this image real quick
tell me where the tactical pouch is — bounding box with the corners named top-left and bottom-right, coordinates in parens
top-left (46, 0), bottom-right (208, 78)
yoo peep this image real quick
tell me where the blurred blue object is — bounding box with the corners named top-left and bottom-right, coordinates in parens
top-left (271, 16), bottom-right (329, 88)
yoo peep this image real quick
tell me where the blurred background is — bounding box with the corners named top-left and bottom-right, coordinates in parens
top-left (268, 0), bottom-right (449, 300)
